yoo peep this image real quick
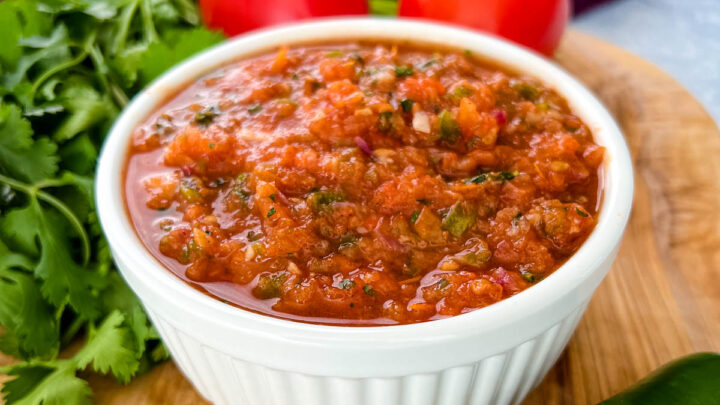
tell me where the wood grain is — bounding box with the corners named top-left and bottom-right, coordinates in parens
top-left (524, 30), bottom-right (720, 404)
top-left (2, 30), bottom-right (719, 405)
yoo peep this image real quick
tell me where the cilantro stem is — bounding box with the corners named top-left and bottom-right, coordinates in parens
top-left (36, 193), bottom-right (91, 266)
top-left (33, 177), bottom-right (76, 189)
top-left (87, 45), bottom-right (110, 93)
top-left (173, 0), bottom-right (200, 24)
top-left (88, 44), bottom-right (129, 107)
top-left (0, 173), bottom-right (91, 266)
top-left (110, 83), bottom-right (129, 107)
top-left (140, 0), bottom-right (159, 44)
top-left (0, 173), bottom-right (34, 195)
top-left (31, 48), bottom-right (88, 96)
top-left (61, 316), bottom-right (87, 345)
top-left (112, 0), bottom-right (140, 55)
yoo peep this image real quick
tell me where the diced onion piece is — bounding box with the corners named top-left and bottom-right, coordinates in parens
top-left (412, 111), bottom-right (430, 133)
top-left (245, 245), bottom-right (256, 261)
top-left (440, 260), bottom-right (459, 271)
top-left (287, 261), bottom-right (302, 275)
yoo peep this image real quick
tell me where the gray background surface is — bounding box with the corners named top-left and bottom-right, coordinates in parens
top-left (575, 0), bottom-right (720, 124)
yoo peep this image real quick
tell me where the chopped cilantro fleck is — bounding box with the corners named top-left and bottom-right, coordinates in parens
top-left (234, 173), bottom-right (251, 199)
top-left (194, 106), bottom-right (219, 126)
top-left (514, 83), bottom-right (540, 100)
top-left (377, 111), bottom-right (394, 133)
top-left (394, 65), bottom-right (414, 77)
top-left (522, 272), bottom-right (536, 283)
top-left (269, 193), bottom-right (276, 202)
top-left (513, 212), bottom-right (523, 225)
top-left (453, 86), bottom-right (474, 98)
top-left (467, 173), bottom-right (488, 184)
top-left (363, 284), bottom-right (376, 296)
top-left (437, 279), bottom-right (449, 289)
top-left (248, 104), bottom-right (262, 114)
top-left (327, 50), bottom-right (343, 58)
top-left (247, 230), bottom-right (259, 241)
top-left (420, 59), bottom-right (437, 69)
top-left (496, 171), bottom-right (518, 181)
top-left (400, 98), bottom-right (415, 112)
top-left (576, 208), bottom-right (589, 217)
top-left (267, 207), bottom-right (276, 218)
top-left (340, 234), bottom-right (358, 245)
top-left (352, 54), bottom-right (365, 66)
top-left (307, 190), bottom-right (345, 212)
top-left (439, 110), bottom-right (460, 143)
top-left (410, 210), bottom-right (420, 223)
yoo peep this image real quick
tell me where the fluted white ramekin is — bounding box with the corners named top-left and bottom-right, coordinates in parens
top-left (97, 19), bottom-right (633, 405)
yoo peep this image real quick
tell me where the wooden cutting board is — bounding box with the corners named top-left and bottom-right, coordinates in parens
top-left (3, 30), bottom-right (720, 405)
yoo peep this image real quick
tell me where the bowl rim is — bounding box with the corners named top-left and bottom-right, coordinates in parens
top-left (96, 17), bottom-right (633, 344)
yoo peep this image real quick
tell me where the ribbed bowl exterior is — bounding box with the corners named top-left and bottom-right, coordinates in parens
top-left (145, 300), bottom-right (588, 405)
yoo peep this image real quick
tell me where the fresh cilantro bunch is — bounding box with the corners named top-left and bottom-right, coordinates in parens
top-left (0, 0), bottom-right (224, 403)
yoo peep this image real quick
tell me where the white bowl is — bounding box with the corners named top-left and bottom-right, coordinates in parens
top-left (96, 18), bottom-right (633, 405)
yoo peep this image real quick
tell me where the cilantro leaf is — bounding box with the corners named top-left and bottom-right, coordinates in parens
top-left (138, 28), bottom-right (224, 86)
top-left (0, 328), bottom-right (22, 359)
top-left (58, 135), bottom-right (97, 175)
top-left (0, 0), bottom-right (50, 69)
top-left (1, 364), bottom-right (55, 404)
top-left (1, 24), bottom-right (71, 92)
top-left (150, 342), bottom-right (170, 363)
top-left (0, 247), bottom-right (59, 359)
top-left (2, 199), bottom-right (103, 319)
top-left (0, 104), bottom-right (59, 183)
top-left (74, 311), bottom-right (140, 383)
top-left (0, 229), bottom-right (34, 271)
top-left (108, 45), bottom-right (147, 89)
top-left (2, 361), bottom-right (92, 405)
top-left (100, 272), bottom-right (153, 353)
top-left (54, 82), bottom-right (116, 142)
top-left (1, 201), bottom-right (41, 257)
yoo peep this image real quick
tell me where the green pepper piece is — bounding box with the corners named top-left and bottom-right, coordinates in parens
top-left (439, 110), bottom-right (460, 144)
top-left (307, 190), bottom-right (345, 212)
top-left (254, 272), bottom-right (288, 299)
top-left (442, 201), bottom-right (476, 237)
top-left (598, 352), bottom-right (720, 405)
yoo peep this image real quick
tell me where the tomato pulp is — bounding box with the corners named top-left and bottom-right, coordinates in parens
top-left (126, 42), bottom-right (603, 325)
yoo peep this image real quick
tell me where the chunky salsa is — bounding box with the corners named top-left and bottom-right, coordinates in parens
top-left (126, 43), bottom-right (604, 325)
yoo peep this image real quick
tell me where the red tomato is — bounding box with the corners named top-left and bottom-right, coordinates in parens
top-left (200, 0), bottom-right (369, 37)
top-left (398, 0), bottom-right (570, 56)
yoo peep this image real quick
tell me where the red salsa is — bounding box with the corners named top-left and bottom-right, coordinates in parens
top-left (126, 43), bottom-right (604, 325)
